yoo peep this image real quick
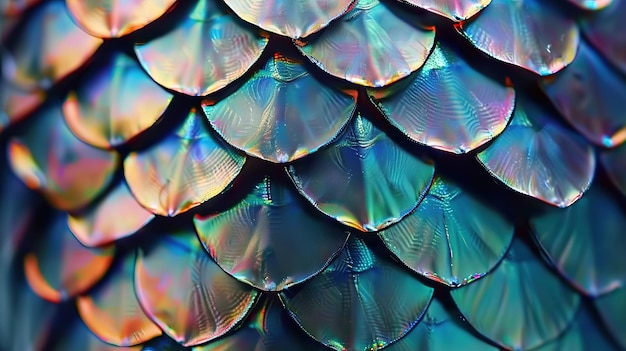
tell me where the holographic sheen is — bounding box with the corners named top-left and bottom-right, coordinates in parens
top-left (542, 40), bottom-right (626, 148)
top-left (289, 113), bottom-right (434, 232)
top-left (194, 176), bottom-right (348, 291)
top-left (7, 104), bottom-right (119, 211)
top-left (451, 239), bottom-right (581, 351)
top-left (222, 0), bottom-right (354, 39)
top-left (400, 0), bottom-right (491, 21)
top-left (371, 42), bottom-right (515, 154)
top-left (281, 237), bottom-right (434, 351)
top-left (477, 97), bottom-right (595, 208)
top-left (125, 108), bottom-right (245, 217)
top-left (601, 144), bottom-right (626, 197)
top-left (68, 181), bottom-right (155, 247)
top-left (193, 296), bottom-right (327, 351)
top-left (63, 53), bottom-right (173, 149)
top-left (0, 79), bottom-right (44, 131)
top-left (385, 299), bottom-right (498, 351)
top-left (134, 0), bottom-right (269, 96)
top-left (580, 0), bottom-right (626, 74)
top-left (530, 184), bottom-right (626, 296)
top-left (24, 213), bottom-right (114, 303)
top-left (66, 0), bottom-right (177, 38)
top-left (135, 229), bottom-right (259, 346)
top-left (567, 0), bottom-right (612, 9)
top-left (379, 176), bottom-right (514, 287)
top-left (52, 317), bottom-right (143, 351)
top-left (77, 251), bottom-right (162, 347)
top-left (202, 53), bottom-right (357, 163)
top-left (594, 287), bottom-right (626, 349)
top-left (457, 0), bottom-right (579, 75)
top-left (4, 0), bottom-right (102, 91)
top-left (297, 0), bottom-right (435, 87)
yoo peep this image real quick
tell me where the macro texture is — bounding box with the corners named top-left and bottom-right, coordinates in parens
top-left (1, 0), bottom-right (626, 350)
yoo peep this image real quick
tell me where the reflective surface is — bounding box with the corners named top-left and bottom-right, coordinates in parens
top-left (401, 0), bottom-right (491, 20)
top-left (380, 176), bottom-right (514, 287)
top-left (202, 53), bottom-right (357, 163)
top-left (135, 0), bottom-right (269, 96)
top-left (457, 0), bottom-right (579, 75)
top-left (580, 0), bottom-right (626, 75)
top-left (601, 144), bottom-right (626, 197)
top-left (289, 113), bottom-right (435, 232)
top-left (125, 108), bottom-right (245, 216)
top-left (194, 176), bottom-right (348, 291)
top-left (477, 96), bottom-right (595, 207)
top-left (298, 0), bottom-right (435, 87)
top-left (595, 288), bottom-right (626, 349)
top-left (371, 41), bottom-right (515, 154)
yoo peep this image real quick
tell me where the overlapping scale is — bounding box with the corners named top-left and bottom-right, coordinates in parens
top-left (125, 107), bottom-right (245, 217)
top-left (530, 183), bottom-right (626, 296)
top-left (192, 296), bottom-right (327, 351)
top-left (456, 0), bottom-right (579, 76)
top-left (451, 238), bottom-right (581, 350)
top-left (370, 41), bottom-right (515, 154)
top-left (7, 103), bottom-right (119, 211)
top-left (567, 0), bottom-right (613, 10)
top-left (601, 139), bottom-right (626, 197)
top-left (63, 52), bottom-right (173, 149)
top-left (222, 0), bottom-right (354, 39)
top-left (202, 53), bottom-right (357, 163)
top-left (52, 317), bottom-right (142, 351)
top-left (76, 251), bottom-right (162, 347)
top-left (580, 0), bottom-right (626, 75)
top-left (134, 0), bottom-right (269, 96)
top-left (194, 176), bottom-right (348, 291)
top-left (400, 0), bottom-right (490, 21)
top-left (24, 213), bottom-right (114, 302)
top-left (281, 237), bottom-right (434, 351)
top-left (0, 76), bottom-right (45, 131)
top-left (476, 96), bottom-right (595, 207)
top-left (135, 228), bottom-right (259, 346)
top-left (68, 181), bottom-right (155, 247)
top-left (288, 113), bottom-right (434, 232)
top-left (379, 176), bottom-right (514, 287)
top-left (297, 0), bottom-right (435, 87)
top-left (595, 287), bottom-right (626, 349)
top-left (385, 299), bottom-right (498, 351)
top-left (4, 0), bottom-right (101, 91)
top-left (542, 40), bottom-right (626, 147)
top-left (65, 0), bottom-right (177, 38)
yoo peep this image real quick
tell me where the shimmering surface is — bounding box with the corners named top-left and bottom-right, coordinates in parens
top-left (594, 287), bottom-right (626, 349)
top-left (477, 97), bottom-right (595, 207)
top-left (601, 144), bottom-right (626, 197)
top-left (542, 40), bottom-right (626, 147)
top-left (8, 104), bottom-right (119, 211)
top-left (4, 0), bottom-right (101, 91)
top-left (401, 0), bottom-right (490, 21)
top-left (193, 296), bottom-right (326, 351)
top-left (68, 181), bottom-right (155, 247)
top-left (125, 108), bottom-right (245, 217)
top-left (581, 0), bottom-right (626, 74)
top-left (24, 213), bottom-right (114, 302)
top-left (52, 317), bottom-right (142, 351)
top-left (66, 0), bottom-right (177, 38)
top-left (135, 229), bottom-right (259, 346)
top-left (222, 0), bottom-right (354, 39)
top-left (195, 176), bottom-right (348, 291)
top-left (530, 183), bottom-right (626, 296)
top-left (451, 239), bottom-right (581, 350)
top-left (297, 0), bottom-right (435, 87)
top-left (63, 53), bottom-right (173, 149)
top-left (567, 0), bottom-right (612, 9)
top-left (203, 53), bottom-right (357, 163)
top-left (379, 176), bottom-right (514, 287)
top-left (0, 78), bottom-right (45, 131)
top-left (135, 0), bottom-right (269, 96)
top-left (385, 299), bottom-right (498, 351)
top-left (289, 113), bottom-right (434, 232)
top-left (77, 251), bottom-right (162, 346)
top-left (281, 237), bottom-right (434, 351)
top-left (457, 0), bottom-right (579, 75)
top-left (371, 42), bottom-right (515, 154)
